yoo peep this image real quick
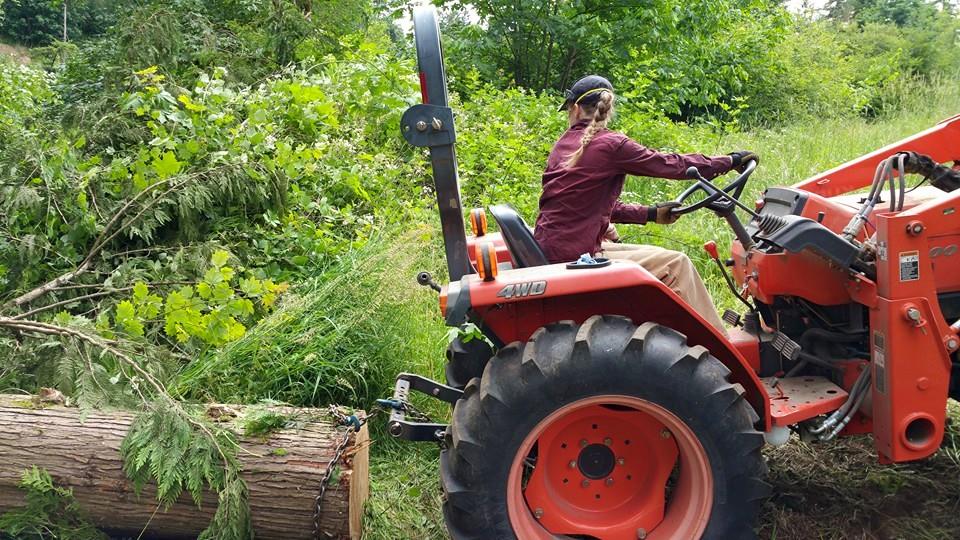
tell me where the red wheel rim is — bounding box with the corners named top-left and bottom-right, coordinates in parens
top-left (507, 395), bottom-right (713, 540)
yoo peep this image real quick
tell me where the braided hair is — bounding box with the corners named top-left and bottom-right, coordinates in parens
top-left (564, 89), bottom-right (615, 168)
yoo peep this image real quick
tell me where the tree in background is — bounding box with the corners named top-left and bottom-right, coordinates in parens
top-left (0, 0), bottom-right (116, 45)
top-left (825, 0), bottom-right (949, 26)
top-left (439, 0), bottom-right (960, 125)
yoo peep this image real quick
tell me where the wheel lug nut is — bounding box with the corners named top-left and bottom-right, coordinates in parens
top-left (581, 479), bottom-right (590, 488)
top-left (569, 460), bottom-right (577, 469)
top-left (605, 477), bottom-right (614, 486)
top-left (603, 437), bottom-right (612, 446)
top-left (534, 508), bottom-right (544, 519)
top-left (617, 457), bottom-right (625, 466)
top-left (660, 429), bottom-right (671, 439)
top-left (580, 439), bottom-right (588, 448)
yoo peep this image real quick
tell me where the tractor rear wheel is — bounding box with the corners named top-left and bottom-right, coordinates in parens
top-left (440, 315), bottom-right (769, 540)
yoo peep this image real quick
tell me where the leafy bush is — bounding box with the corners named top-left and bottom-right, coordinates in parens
top-left (178, 227), bottom-right (445, 407)
top-left (176, 228), bottom-right (448, 408)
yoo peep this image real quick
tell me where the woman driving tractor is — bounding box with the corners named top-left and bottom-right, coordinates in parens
top-left (534, 74), bottom-right (758, 331)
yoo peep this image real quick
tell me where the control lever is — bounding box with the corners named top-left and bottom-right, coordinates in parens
top-left (417, 271), bottom-right (441, 293)
top-left (703, 241), bottom-right (755, 312)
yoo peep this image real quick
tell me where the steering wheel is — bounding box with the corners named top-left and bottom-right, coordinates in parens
top-left (671, 159), bottom-right (758, 216)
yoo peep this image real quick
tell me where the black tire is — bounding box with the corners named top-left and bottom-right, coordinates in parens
top-left (440, 315), bottom-right (770, 540)
top-left (445, 336), bottom-right (493, 389)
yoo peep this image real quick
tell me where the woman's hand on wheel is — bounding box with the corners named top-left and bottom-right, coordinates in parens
top-left (649, 201), bottom-right (681, 225)
top-left (728, 150), bottom-right (759, 173)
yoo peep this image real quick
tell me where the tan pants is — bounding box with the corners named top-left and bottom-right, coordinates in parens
top-left (599, 242), bottom-right (726, 332)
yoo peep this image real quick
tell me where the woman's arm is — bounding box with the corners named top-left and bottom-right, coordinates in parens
top-left (610, 201), bottom-right (649, 224)
top-left (613, 138), bottom-right (733, 179)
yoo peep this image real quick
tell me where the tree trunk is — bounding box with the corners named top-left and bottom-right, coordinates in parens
top-left (0, 396), bottom-right (368, 539)
top-left (62, 1), bottom-right (68, 42)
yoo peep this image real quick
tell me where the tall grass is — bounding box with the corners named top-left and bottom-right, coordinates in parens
top-left (174, 226), bottom-right (449, 408)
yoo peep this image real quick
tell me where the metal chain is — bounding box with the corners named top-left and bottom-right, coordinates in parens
top-left (401, 401), bottom-right (433, 423)
top-left (312, 406), bottom-right (379, 539)
top-left (311, 397), bottom-right (435, 537)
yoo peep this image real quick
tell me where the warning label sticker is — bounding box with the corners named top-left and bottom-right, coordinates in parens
top-left (873, 330), bottom-right (885, 394)
top-left (899, 250), bottom-right (919, 282)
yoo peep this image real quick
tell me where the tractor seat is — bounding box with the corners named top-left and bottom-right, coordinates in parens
top-left (488, 204), bottom-right (548, 268)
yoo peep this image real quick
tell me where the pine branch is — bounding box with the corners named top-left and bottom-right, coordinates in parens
top-left (5, 164), bottom-right (239, 310)
top-left (11, 288), bottom-right (133, 321)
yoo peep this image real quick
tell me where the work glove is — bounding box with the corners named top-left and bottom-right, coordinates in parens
top-left (729, 150), bottom-right (759, 173)
top-left (603, 223), bottom-right (621, 243)
top-left (647, 201), bottom-right (681, 225)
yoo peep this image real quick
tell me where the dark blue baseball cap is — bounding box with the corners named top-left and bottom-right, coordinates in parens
top-left (559, 75), bottom-right (614, 111)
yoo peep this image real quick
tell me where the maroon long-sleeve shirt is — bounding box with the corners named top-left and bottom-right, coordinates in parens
top-left (533, 120), bottom-right (734, 263)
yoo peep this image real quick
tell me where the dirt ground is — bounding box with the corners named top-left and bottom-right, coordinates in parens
top-left (0, 43), bottom-right (31, 64)
top-left (759, 403), bottom-right (960, 540)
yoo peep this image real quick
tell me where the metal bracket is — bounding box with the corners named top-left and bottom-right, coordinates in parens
top-left (383, 373), bottom-right (463, 443)
top-left (397, 372), bottom-right (463, 404)
top-left (400, 103), bottom-right (456, 148)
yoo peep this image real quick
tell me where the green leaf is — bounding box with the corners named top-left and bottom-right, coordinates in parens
top-left (115, 300), bottom-right (144, 337)
top-left (133, 282), bottom-right (149, 301)
top-left (152, 151), bottom-right (183, 179)
top-left (211, 250), bottom-right (229, 268)
top-left (197, 282), bottom-right (212, 300)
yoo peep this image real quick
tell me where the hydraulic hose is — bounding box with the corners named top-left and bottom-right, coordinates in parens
top-left (809, 366), bottom-right (870, 435)
top-left (842, 159), bottom-right (888, 241)
top-left (823, 370), bottom-right (872, 440)
top-left (785, 328), bottom-right (867, 378)
top-left (896, 152), bottom-right (907, 211)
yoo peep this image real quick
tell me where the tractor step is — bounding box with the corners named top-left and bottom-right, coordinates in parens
top-left (380, 373), bottom-right (462, 442)
top-left (762, 376), bottom-right (849, 427)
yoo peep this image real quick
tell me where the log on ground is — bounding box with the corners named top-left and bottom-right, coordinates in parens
top-left (0, 395), bottom-right (368, 539)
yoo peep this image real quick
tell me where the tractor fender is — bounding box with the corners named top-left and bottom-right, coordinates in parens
top-left (459, 260), bottom-right (772, 429)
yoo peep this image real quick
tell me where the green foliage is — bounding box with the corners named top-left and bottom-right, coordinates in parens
top-left (443, 0), bottom-right (960, 125)
top-left (241, 407), bottom-right (291, 438)
top-left (120, 401), bottom-right (252, 539)
top-left (0, 0), bottom-right (118, 46)
top-left (176, 229), bottom-right (448, 407)
top-left (0, 61), bottom-right (54, 133)
top-left (0, 466), bottom-right (106, 540)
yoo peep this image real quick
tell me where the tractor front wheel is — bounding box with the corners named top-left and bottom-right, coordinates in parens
top-left (440, 315), bottom-right (769, 540)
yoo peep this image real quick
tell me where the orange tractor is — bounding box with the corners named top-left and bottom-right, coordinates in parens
top-left (382, 7), bottom-right (960, 539)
